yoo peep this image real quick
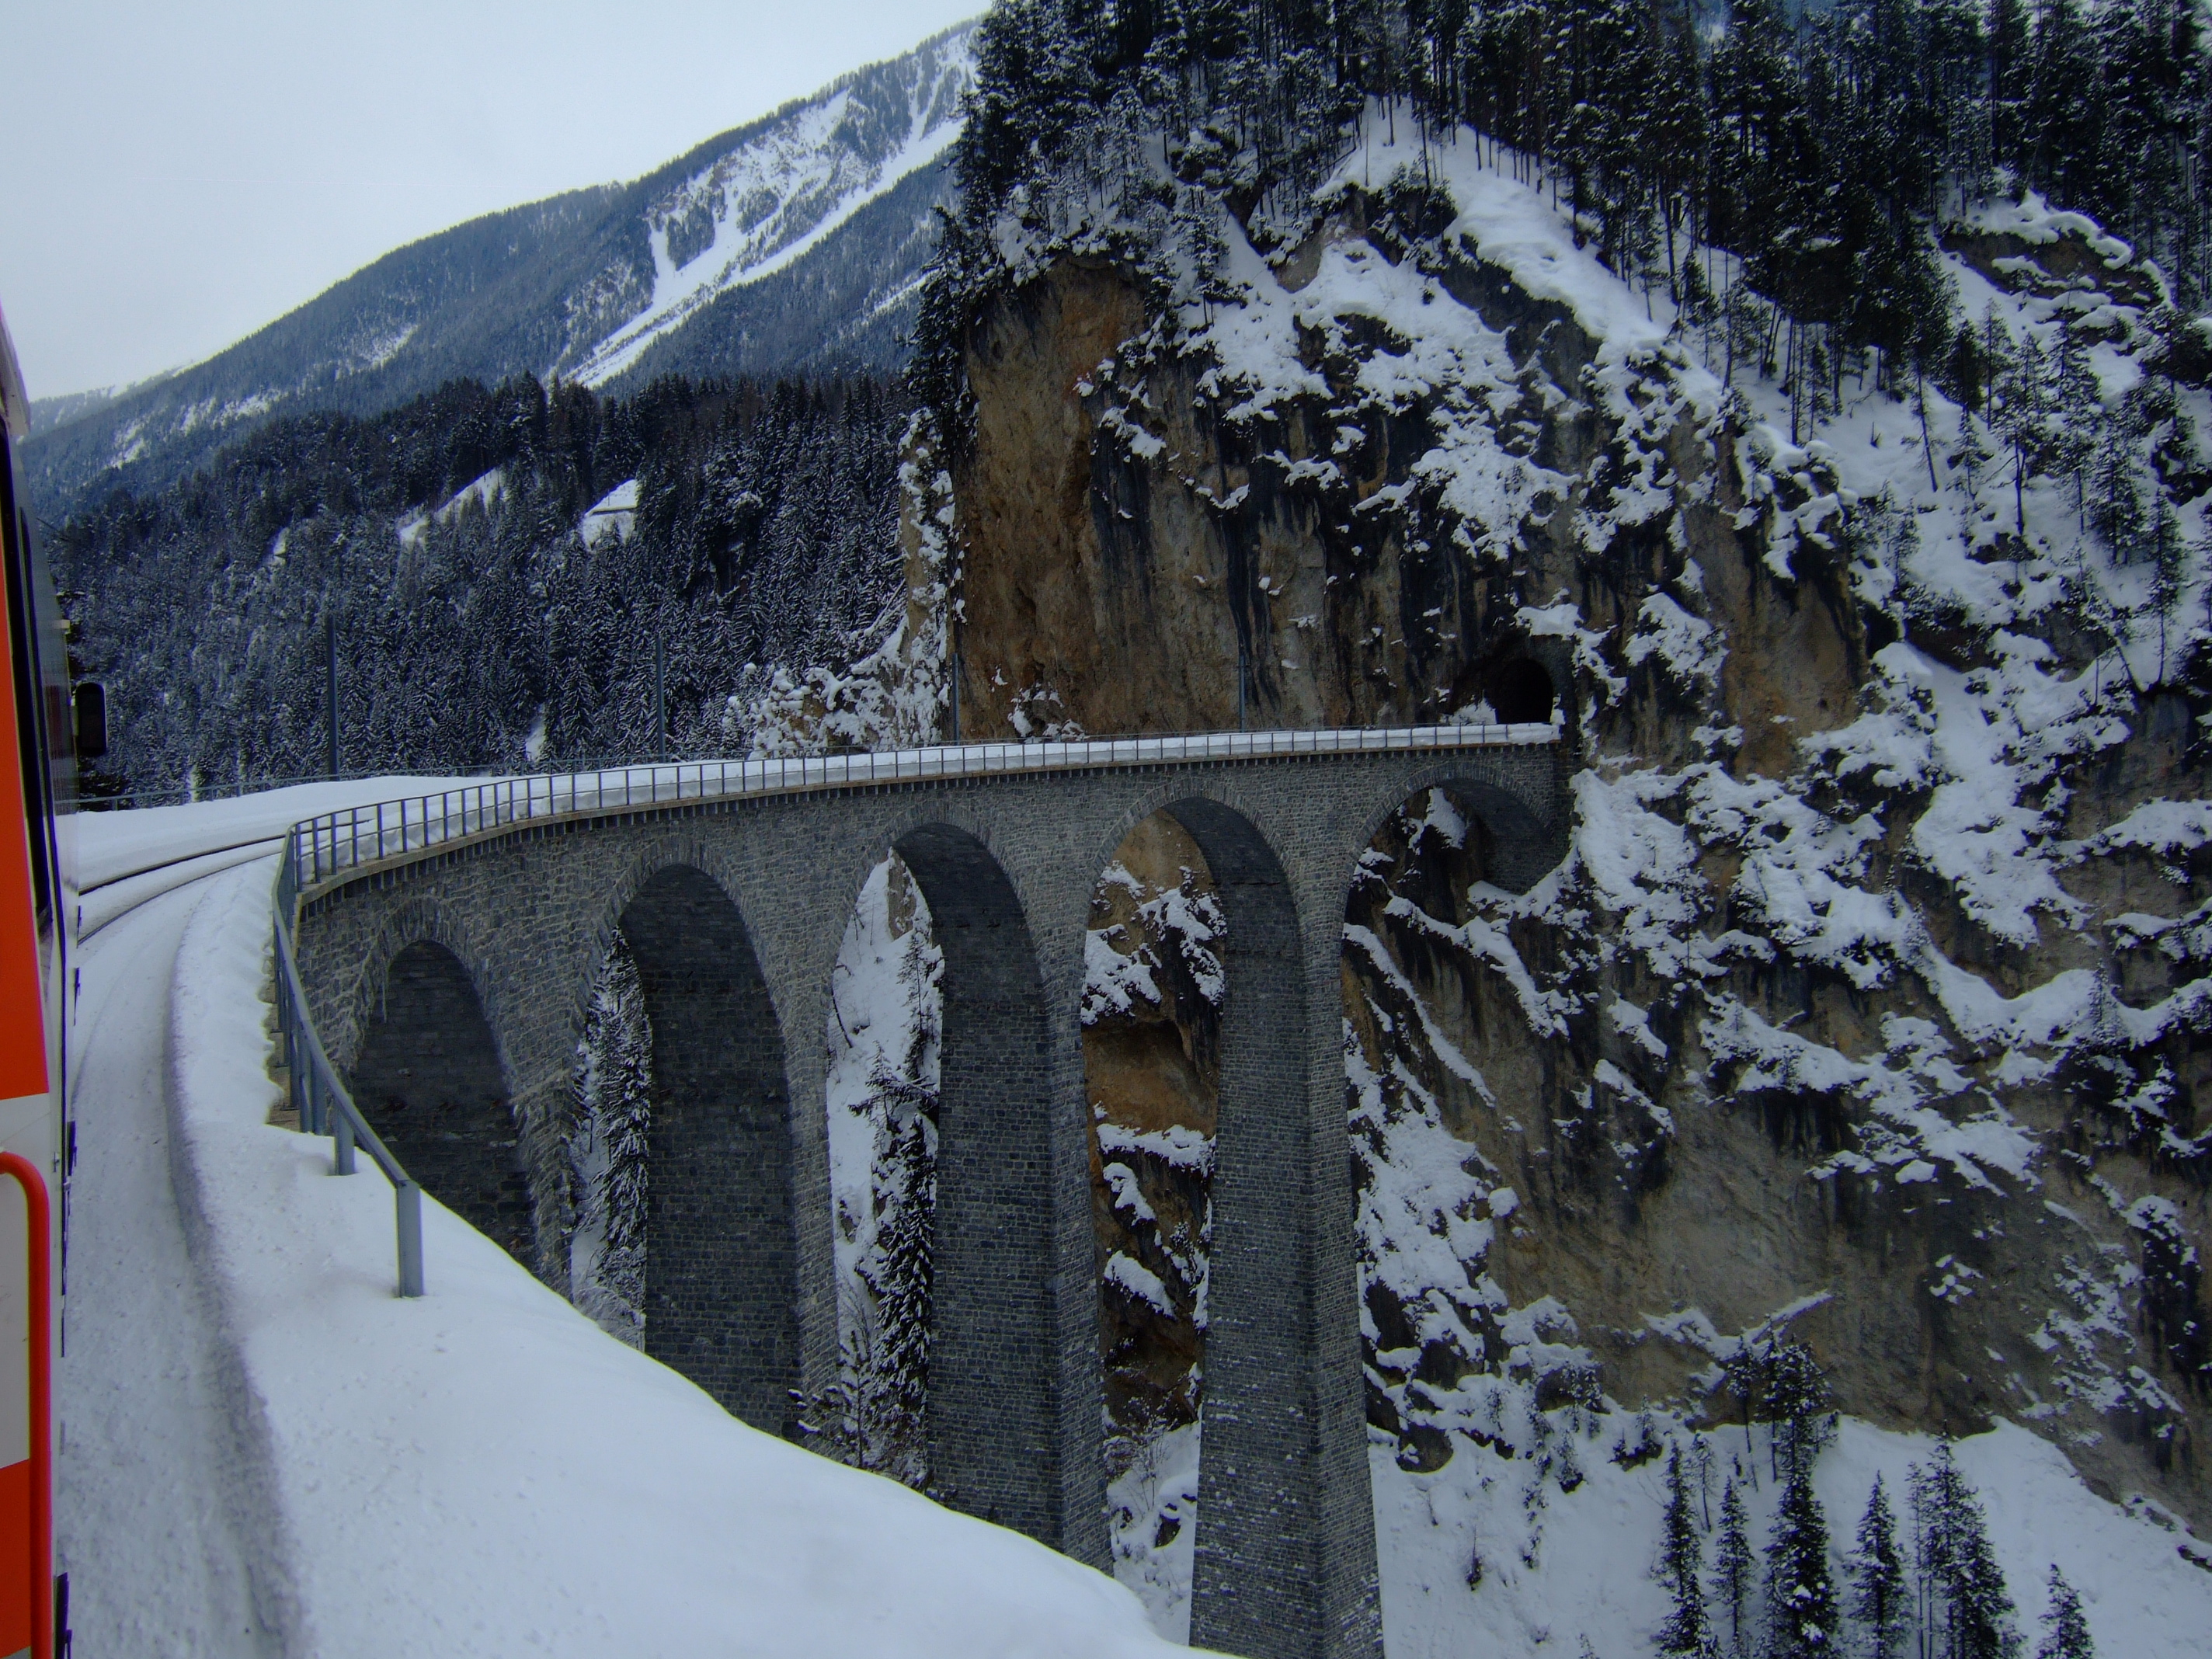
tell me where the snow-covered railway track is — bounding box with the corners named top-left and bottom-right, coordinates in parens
top-left (76, 837), bottom-right (283, 941)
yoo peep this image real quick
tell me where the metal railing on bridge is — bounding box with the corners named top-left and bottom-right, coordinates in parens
top-left (284, 721), bottom-right (1556, 891)
top-left (268, 718), bottom-right (1556, 1296)
top-left (272, 841), bottom-right (426, 1296)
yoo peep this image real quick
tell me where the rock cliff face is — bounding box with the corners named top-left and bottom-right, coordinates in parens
top-left (952, 233), bottom-right (1579, 740)
top-left (932, 160), bottom-right (2212, 1547)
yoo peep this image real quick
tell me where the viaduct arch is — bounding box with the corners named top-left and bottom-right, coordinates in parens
top-left (301, 739), bottom-right (1564, 1659)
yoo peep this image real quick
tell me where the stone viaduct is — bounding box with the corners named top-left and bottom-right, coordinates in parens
top-left (290, 734), bottom-right (1567, 1659)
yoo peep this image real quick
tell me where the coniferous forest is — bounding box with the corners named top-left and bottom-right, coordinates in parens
top-left (920, 0), bottom-right (2212, 431)
top-left (54, 373), bottom-right (909, 797)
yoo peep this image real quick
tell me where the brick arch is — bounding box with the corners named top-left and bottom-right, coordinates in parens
top-left (610, 860), bottom-right (802, 1439)
top-left (1076, 775), bottom-right (1348, 970)
top-left (832, 793), bottom-right (1065, 950)
top-left (347, 930), bottom-right (535, 1267)
top-left (568, 835), bottom-right (777, 1042)
top-left (879, 819), bottom-right (1060, 1542)
top-left (1347, 756), bottom-right (1570, 902)
top-left (339, 894), bottom-right (516, 1076)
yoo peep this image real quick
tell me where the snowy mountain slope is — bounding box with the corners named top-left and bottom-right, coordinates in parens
top-left (821, 26), bottom-right (2212, 1640)
top-left (565, 36), bottom-right (969, 387)
top-left (23, 20), bottom-right (973, 518)
top-left (61, 786), bottom-right (1191, 1659)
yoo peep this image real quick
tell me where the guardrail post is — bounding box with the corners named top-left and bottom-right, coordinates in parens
top-left (333, 1107), bottom-right (356, 1176)
top-left (395, 1182), bottom-right (425, 1298)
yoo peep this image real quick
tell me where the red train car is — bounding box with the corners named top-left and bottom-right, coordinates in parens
top-left (0, 299), bottom-right (75, 1659)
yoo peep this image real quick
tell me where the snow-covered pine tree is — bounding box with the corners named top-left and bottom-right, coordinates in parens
top-left (1713, 1477), bottom-right (1755, 1659)
top-left (857, 1064), bottom-right (936, 1483)
top-left (1765, 1339), bottom-right (1833, 1479)
top-left (1657, 1444), bottom-right (1715, 1657)
top-left (1722, 1341), bottom-right (1767, 1476)
top-left (1910, 1444), bottom-right (2019, 1659)
top-left (1998, 332), bottom-right (2050, 541)
top-left (567, 930), bottom-right (652, 1342)
top-left (2033, 1566), bottom-right (2093, 1659)
top-left (599, 974), bottom-right (652, 1261)
top-left (1949, 1507), bottom-right (2021, 1659)
top-left (2150, 499), bottom-right (2190, 679)
top-left (2091, 419), bottom-right (2148, 563)
top-left (2051, 321), bottom-right (2102, 530)
top-left (1765, 1463), bottom-right (1839, 1659)
top-left (1849, 1473), bottom-right (1908, 1659)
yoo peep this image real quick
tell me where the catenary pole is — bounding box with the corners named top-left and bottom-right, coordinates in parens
top-left (325, 610), bottom-right (339, 781)
top-left (653, 638), bottom-right (666, 763)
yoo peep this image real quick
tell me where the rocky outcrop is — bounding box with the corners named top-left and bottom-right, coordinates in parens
top-left (933, 177), bottom-right (2212, 1540)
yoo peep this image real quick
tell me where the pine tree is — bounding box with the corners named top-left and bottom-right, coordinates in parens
top-left (1998, 332), bottom-right (2050, 540)
top-left (2149, 499), bottom-right (2189, 680)
top-left (2033, 1566), bottom-right (2093, 1659)
top-left (2091, 424), bottom-right (2147, 562)
top-left (569, 930), bottom-right (652, 1341)
top-left (1659, 1444), bottom-right (1716, 1655)
top-left (1765, 1463), bottom-right (1840, 1659)
top-left (1951, 1497), bottom-right (2019, 1659)
top-left (1766, 1339), bottom-right (1834, 1479)
top-left (1850, 1474), bottom-right (1909, 1659)
top-left (1911, 1444), bottom-right (2019, 1659)
top-left (597, 979), bottom-right (652, 1260)
top-left (1723, 1340), bottom-right (1768, 1477)
top-left (2051, 321), bottom-right (2102, 529)
top-left (1713, 1476), bottom-right (1755, 1658)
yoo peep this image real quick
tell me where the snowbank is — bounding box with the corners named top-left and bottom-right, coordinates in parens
top-left (147, 819), bottom-right (1191, 1657)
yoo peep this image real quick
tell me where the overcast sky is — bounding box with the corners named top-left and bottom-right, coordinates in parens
top-left (0, 0), bottom-right (979, 399)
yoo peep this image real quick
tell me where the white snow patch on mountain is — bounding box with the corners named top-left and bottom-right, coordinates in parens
top-left (580, 477), bottom-right (638, 544)
top-left (398, 466), bottom-right (508, 548)
top-left (569, 30), bottom-right (973, 387)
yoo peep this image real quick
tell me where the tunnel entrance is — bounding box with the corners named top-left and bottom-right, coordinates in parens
top-left (1488, 658), bottom-right (1556, 725)
top-left (353, 940), bottom-right (534, 1265)
top-left (620, 864), bottom-right (801, 1437)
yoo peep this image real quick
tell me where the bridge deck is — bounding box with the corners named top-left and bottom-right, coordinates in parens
top-left (286, 722), bottom-right (1557, 898)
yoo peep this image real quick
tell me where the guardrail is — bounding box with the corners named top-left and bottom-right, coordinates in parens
top-left (268, 720), bottom-right (1556, 1296)
top-left (272, 844), bottom-right (425, 1296)
top-left (284, 722), bottom-right (1556, 892)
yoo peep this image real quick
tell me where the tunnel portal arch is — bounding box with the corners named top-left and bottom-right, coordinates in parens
top-left (1487, 657), bottom-right (1556, 725)
top-left (618, 862), bottom-right (802, 1437)
top-left (351, 939), bottom-right (535, 1265)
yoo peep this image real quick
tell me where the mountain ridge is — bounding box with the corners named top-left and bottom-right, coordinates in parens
top-left (24, 19), bottom-right (974, 520)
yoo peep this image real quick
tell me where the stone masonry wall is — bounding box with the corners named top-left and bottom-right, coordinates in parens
top-left (292, 742), bottom-right (1565, 1659)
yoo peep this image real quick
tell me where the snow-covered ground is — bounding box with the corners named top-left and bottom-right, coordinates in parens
top-left (1369, 1410), bottom-right (2212, 1659)
top-left (60, 784), bottom-right (1190, 1658)
top-left (60, 773), bottom-right (2212, 1657)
